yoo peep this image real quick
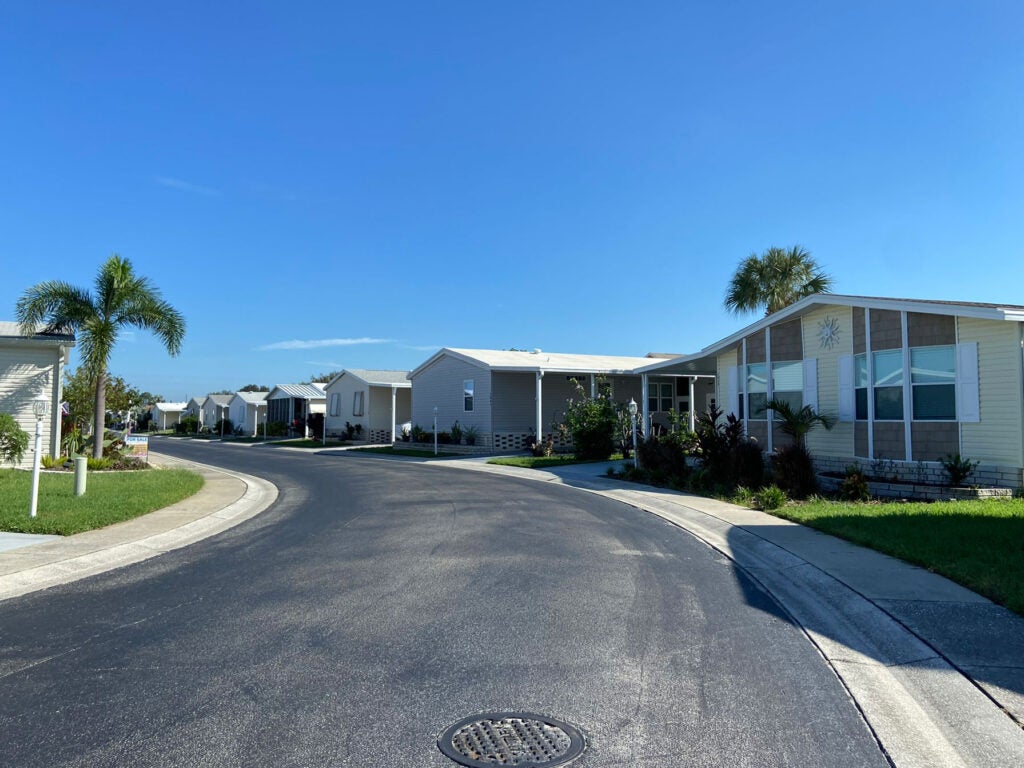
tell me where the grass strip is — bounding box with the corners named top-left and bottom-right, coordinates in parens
top-left (488, 453), bottom-right (624, 469)
top-left (268, 439), bottom-right (352, 448)
top-left (0, 468), bottom-right (204, 536)
top-left (771, 497), bottom-right (1024, 616)
top-left (354, 447), bottom-right (458, 458)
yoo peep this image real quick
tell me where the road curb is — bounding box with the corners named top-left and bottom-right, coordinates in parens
top-left (0, 452), bottom-right (278, 602)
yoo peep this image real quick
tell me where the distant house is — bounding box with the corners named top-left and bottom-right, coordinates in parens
top-left (0, 321), bottom-right (75, 468)
top-left (324, 369), bottom-right (411, 443)
top-left (183, 396), bottom-right (206, 427)
top-left (641, 294), bottom-right (1024, 489)
top-left (229, 391), bottom-right (268, 436)
top-left (202, 394), bottom-right (232, 431)
top-left (266, 383), bottom-right (326, 437)
top-left (152, 402), bottom-right (187, 430)
top-left (408, 348), bottom-right (657, 450)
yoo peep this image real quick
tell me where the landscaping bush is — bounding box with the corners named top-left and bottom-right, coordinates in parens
top-left (463, 425), bottom-right (478, 445)
top-left (213, 417), bottom-right (234, 435)
top-left (772, 443), bottom-right (818, 498)
top-left (266, 420), bottom-right (288, 437)
top-left (0, 413), bottom-right (29, 466)
top-left (437, 431), bottom-right (452, 445)
top-left (638, 434), bottom-right (690, 482)
top-left (306, 413), bottom-right (325, 440)
top-left (176, 415), bottom-right (199, 434)
top-left (755, 484), bottom-right (787, 511)
top-left (839, 467), bottom-right (871, 502)
top-left (732, 440), bottom-right (766, 489)
top-left (558, 380), bottom-right (618, 461)
top-left (941, 453), bottom-right (979, 487)
top-left (450, 421), bottom-right (463, 445)
top-left (410, 424), bottom-right (427, 442)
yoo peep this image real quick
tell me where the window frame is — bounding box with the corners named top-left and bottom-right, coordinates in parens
top-left (463, 379), bottom-right (474, 412)
top-left (352, 390), bottom-right (364, 417)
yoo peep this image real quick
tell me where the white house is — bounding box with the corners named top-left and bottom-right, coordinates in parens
top-left (183, 396), bottom-right (206, 428)
top-left (0, 321), bottom-right (75, 468)
top-left (229, 391), bottom-right (268, 436)
top-left (266, 383), bottom-right (326, 437)
top-left (202, 394), bottom-right (232, 431)
top-left (324, 369), bottom-right (411, 443)
top-left (152, 402), bottom-right (187, 430)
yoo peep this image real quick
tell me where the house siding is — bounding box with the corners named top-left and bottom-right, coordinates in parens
top-left (868, 309), bottom-right (902, 351)
top-left (716, 347), bottom-right (738, 419)
top-left (958, 317), bottom-right (1024, 467)
top-left (802, 306), bottom-right (854, 458)
top-left (0, 344), bottom-right (62, 468)
top-left (411, 356), bottom-right (491, 445)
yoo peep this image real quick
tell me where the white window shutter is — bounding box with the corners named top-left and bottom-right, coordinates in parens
top-left (838, 355), bottom-right (855, 422)
top-left (727, 366), bottom-right (740, 417)
top-left (802, 358), bottom-right (818, 412)
top-left (956, 342), bottom-right (980, 423)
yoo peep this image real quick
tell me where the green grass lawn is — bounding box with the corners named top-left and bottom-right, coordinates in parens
top-left (269, 438), bottom-right (352, 448)
top-left (354, 446), bottom-right (458, 458)
top-left (0, 468), bottom-right (204, 536)
top-left (488, 453), bottom-right (625, 469)
top-left (771, 497), bottom-right (1024, 616)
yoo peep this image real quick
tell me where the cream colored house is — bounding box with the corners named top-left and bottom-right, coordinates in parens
top-left (641, 295), bottom-right (1024, 488)
top-left (324, 369), bottom-right (411, 443)
top-left (153, 402), bottom-right (187, 430)
top-left (0, 321), bottom-right (75, 468)
top-left (229, 391), bottom-right (267, 436)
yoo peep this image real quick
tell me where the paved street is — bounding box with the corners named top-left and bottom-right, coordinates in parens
top-left (0, 440), bottom-right (888, 767)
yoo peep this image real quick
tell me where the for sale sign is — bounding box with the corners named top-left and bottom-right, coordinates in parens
top-left (125, 435), bottom-right (149, 462)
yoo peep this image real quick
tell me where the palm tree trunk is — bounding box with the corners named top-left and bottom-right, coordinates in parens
top-left (92, 372), bottom-right (106, 459)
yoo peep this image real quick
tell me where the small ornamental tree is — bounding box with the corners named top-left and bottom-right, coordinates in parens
top-left (559, 380), bottom-right (617, 461)
top-left (0, 413), bottom-right (30, 466)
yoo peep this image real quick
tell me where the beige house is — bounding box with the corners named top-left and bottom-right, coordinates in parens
top-left (152, 402), bottom-right (187, 430)
top-left (0, 321), bottom-right (75, 468)
top-left (266, 383), bottom-right (326, 437)
top-left (641, 294), bottom-right (1024, 488)
top-left (324, 369), bottom-right (411, 443)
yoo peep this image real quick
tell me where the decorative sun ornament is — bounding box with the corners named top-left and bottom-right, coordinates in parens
top-left (818, 315), bottom-right (841, 350)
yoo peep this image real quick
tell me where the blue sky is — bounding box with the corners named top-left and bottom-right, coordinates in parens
top-left (2, 2), bottom-right (1022, 401)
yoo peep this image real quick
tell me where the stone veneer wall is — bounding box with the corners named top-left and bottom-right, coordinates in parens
top-left (813, 454), bottom-right (1023, 490)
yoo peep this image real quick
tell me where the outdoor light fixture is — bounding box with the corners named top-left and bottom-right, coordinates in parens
top-left (29, 398), bottom-right (49, 518)
top-left (628, 398), bottom-right (639, 469)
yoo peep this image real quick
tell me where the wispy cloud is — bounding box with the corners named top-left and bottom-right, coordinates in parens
top-left (155, 176), bottom-right (221, 196)
top-left (257, 337), bottom-right (394, 351)
top-left (305, 360), bottom-right (342, 369)
top-left (403, 343), bottom-right (443, 352)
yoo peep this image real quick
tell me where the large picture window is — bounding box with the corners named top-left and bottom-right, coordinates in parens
top-left (911, 346), bottom-right (955, 420)
top-left (872, 349), bottom-right (903, 420)
top-left (463, 379), bottom-right (474, 411)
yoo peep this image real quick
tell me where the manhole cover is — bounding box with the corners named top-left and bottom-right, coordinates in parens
top-left (438, 712), bottom-right (586, 767)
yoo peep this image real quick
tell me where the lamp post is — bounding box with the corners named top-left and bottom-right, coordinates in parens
top-left (30, 398), bottom-right (48, 519)
top-left (433, 406), bottom-right (438, 456)
top-left (628, 398), bottom-right (639, 469)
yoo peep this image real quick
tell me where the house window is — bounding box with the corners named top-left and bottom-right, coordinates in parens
top-left (911, 345), bottom-right (955, 420)
top-left (352, 391), bottom-right (364, 417)
top-left (872, 349), bottom-right (903, 420)
top-left (329, 393), bottom-right (340, 417)
top-left (770, 361), bottom-right (803, 416)
top-left (463, 379), bottom-right (474, 411)
top-left (745, 363), bottom-right (768, 419)
top-left (648, 382), bottom-right (674, 413)
top-left (854, 354), bottom-right (868, 420)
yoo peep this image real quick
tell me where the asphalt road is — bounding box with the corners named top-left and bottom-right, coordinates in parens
top-left (0, 440), bottom-right (890, 767)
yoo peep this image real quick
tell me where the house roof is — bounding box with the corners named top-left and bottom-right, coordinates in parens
top-left (637, 292), bottom-right (1024, 376)
top-left (0, 321), bottom-right (75, 344)
top-left (267, 383), bottom-right (327, 400)
top-left (410, 347), bottom-right (657, 378)
top-left (154, 402), bottom-right (187, 412)
top-left (205, 394), bottom-right (233, 406)
top-left (325, 369), bottom-right (412, 389)
top-left (231, 391), bottom-right (268, 404)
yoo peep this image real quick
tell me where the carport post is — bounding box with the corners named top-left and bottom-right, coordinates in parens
top-left (641, 374), bottom-right (649, 440)
top-left (535, 371), bottom-right (544, 442)
top-left (688, 377), bottom-right (696, 432)
top-left (390, 386), bottom-right (397, 444)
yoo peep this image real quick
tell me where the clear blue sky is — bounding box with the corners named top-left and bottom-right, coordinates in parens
top-left (2, 2), bottom-right (1022, 401)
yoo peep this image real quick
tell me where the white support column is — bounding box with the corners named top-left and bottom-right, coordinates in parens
top-left (901, 310), bottom-right (913, 462)
top-left (866, 309), bottom-right (875, 459)
top-left (590, 374), bottom-right (596, 399)
top-left (391, 386), bottom-right (397, 444)
top-left (765, 326), bottom-right (773, 453)
top-left (536, 371), bottom-right (544, 441)
top-left (741, 338), bottom-right (748, 431)
top-left (641, 374), bottom-right (649, 438)
top-left (688, 377), bottom-right (696, 432)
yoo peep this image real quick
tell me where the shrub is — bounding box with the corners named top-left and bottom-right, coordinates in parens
top-left (463, 425), bottom-right (478, 445)
top-left (177, 415), bottom-right (199, 434)
top-left (772, 443), bottom-right (818, 498)
top-left (0, 413), bottom-right (30, 466)
top-left (755, 484), bottom-right (787, 511)
top-left (941, 453), bottom-right (979, 487)
top-left (61, 426), bottom-right (85, 456)
top-left (559, 381), bottom-right (616, 461)
top-left (638, 434), bottom-right (690, 482)
top-left (532, 435), bottom-right (554, 457)
top-left (450, 421), bottom-right (463, 445)
top-left (41, 454), bottom-right (66, 469)
top-left (213, 417), bottom-right (234, 435)
top-left (410, 424), bottom-right (427, 442)
top-left (732, 440), bottom-right (765, 489)
top-left (306, 413), bottom-right (325, 440)
top-left (437, 431), bottom-right (452, 445)
top-left (87, 457), bottom-right (113, 470)
top-left (839, 468), bottom-right (871, 502)
top-left (733, 486), bottom-right (756, 507)
top-left (693, 404), bottom-right (761, 490)
top-left (266, 420), bottom-right (289, 437)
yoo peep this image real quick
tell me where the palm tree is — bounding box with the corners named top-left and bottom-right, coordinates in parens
top-left (17, 255), bottom-right (185, 458)
top-left (724, 245), bottom-right (833, 316)
top-left (765, 398), bottom-right (834, 447)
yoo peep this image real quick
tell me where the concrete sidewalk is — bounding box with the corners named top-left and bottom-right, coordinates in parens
top-left (412, 454), bottom-right (1024, 768)
top-left (0, 453), bottom-right (277, 602)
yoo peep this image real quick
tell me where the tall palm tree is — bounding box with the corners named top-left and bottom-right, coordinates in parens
top-left (17, 255), bottom-right (185, 458)
top-left (724, 245), bottom-right (833, 316)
